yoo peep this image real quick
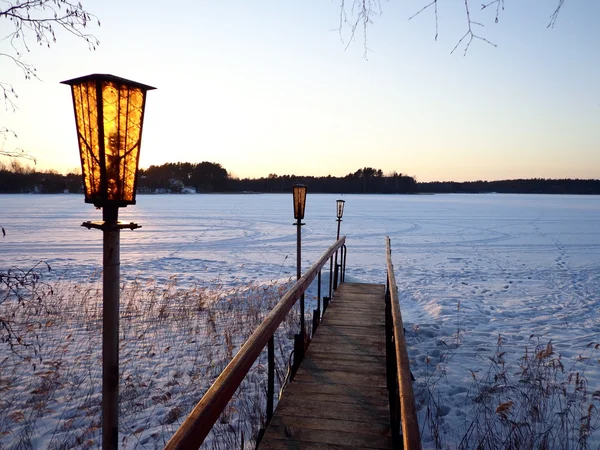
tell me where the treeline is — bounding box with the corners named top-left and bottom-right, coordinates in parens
top-left (231, 167), bottom-right (417, 194)
top-left (139, 163), bottom-right (416, 193)
top-left (0, 161), bottom-right (417, 194)
top-left (419, 179), bottom-right (600, 195)
top-left (0, 161), bottom-right (81, 194)
top-left (1, 160), bottom-right (599, 195)
top-left (140, 162), bottom-right (229, 192)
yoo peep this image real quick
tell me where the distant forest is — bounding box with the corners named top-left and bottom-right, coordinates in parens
top-left (1, 160), bottom-right (599, 195)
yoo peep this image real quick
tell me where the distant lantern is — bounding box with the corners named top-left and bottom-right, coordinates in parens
top-left (293, 184), bottom-right (308, 220)
top-left (336, 199), bottom-right (345, 219)
top-left (61, 74), bottom-right (156, 208)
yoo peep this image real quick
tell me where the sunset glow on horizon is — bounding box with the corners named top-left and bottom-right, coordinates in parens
top-left (2, 1), bottom-right (598, 183)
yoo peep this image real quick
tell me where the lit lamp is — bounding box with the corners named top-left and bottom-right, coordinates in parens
top-left (62, 74), bottom-right (155, 450)
top-left (336, 199), bottom-right (345, 239)
top-left (333, 199), bottom-right (345, 289)
top-left (292, 184), bottom-right (307, 372)
top-left (293, 184), bottom-right (307, 282)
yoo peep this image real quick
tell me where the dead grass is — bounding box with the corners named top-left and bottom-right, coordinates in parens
top-left (0, 274), bottom-right (299, 449)
top-left (414, 300), bottom-right (600, 449)
top-left (459, 336), bottom-right (600, 449)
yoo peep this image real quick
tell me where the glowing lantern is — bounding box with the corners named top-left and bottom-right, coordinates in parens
top-left (61, 74), bottom-right (155, 208)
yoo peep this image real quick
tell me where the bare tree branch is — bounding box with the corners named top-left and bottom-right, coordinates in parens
top-left (548, 0), bottom-right (565, 28)
top-left (0, 1), bottom-right (99, 160)
top-left (451, 0), bottom-right (497, 55)
top-left (345, 0), bottom-right (568, 55)
top-left (337, 0), bottom-right (382, 58)
top-left (0, 127), bottom-right (36, 163)
top-left (409, 1), bottom-right (438, 41)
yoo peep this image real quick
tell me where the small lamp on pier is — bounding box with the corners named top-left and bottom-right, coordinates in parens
top-left (336, 199), bottom-right (345, 239)
top-left (293, 184), bottom-right (307, 223)
top-left (62, 73), bottom-right (155, 450)
top-left (333, 199), bottom-right (345, 290)
top-left (292, 184), bottom-right (307, 372)
top-left (292, 184), bottom-right (307, 283)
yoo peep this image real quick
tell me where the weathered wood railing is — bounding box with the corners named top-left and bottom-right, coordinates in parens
top-left (386, 237), bottom-right (422, 450)
top-left (165, 237), bottom-right (347, 450)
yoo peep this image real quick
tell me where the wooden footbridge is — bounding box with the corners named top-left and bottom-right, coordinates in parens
top-left (165, 238), bottom-right (421, 450)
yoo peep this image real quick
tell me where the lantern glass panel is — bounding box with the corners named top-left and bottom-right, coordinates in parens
top-left (101, 80), bottom-right (145, 204)
top-left (293, 184), bottom-right (307, 220)
top-left (72, 80), bottom-right (101, 202)
top-left (336, 199), bottom-right (345, 219)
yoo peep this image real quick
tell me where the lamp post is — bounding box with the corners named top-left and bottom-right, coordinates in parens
top-left (62, 74), bottom-right (155, 450)
top-left (333, 199), bottom-right (345, 289)
top-left (292, 184), bottom-right (307, 372)
top-left (336, 199), bottom-right (345, 240)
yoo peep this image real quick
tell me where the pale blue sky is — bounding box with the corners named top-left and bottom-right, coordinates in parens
top-left (2, 0), bottom-right (598, 182)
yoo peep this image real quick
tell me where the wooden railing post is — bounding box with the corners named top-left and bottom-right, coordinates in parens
top-left (385, 273), bottom-right (400, 448)
top-left (386, 237), bottom-right (422, 450)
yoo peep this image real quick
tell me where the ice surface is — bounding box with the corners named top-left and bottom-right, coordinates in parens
top-left (1, 193), bottom-right (600, 448)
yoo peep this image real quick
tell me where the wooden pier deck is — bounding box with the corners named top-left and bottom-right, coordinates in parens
top-left (258, 282), bottom-right (391, 449)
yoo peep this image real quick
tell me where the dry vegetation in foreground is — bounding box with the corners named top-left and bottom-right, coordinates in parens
top-left (1, 269), bottom-right (299, 449)
top-left (3, 267), bottom-right (600, 449)
top-left (415, 301), bottom-right (600, 449)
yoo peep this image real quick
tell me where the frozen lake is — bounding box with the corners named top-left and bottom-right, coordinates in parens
top-left (2, 192), bottom-right (600, 447)
top-left (4, 193), bottom-right (599, 285)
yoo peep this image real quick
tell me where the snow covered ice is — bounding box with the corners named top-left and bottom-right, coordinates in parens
top-left (1, 193), bottom-right (599, 448)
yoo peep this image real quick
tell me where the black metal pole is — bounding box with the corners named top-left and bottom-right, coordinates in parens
top-left (267, 336), bottom-right (274, 422)
top-left (317, 271), bottom-right (321, 317)
top-left (297, 218), bottom-right (305, 333)
top-left (102, 205), bottom-right (120, 450)
top-left (342, 245), bottom-right (347, 282)
top-left (328, 256), bottom-right (333, 298)
top-left (334, 218), bottom-right (342, 290)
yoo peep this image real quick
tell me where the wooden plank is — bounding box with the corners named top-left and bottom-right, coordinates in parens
top-left (258, 282), bottom-right (392, 450)
top-left (279, 388), bottom-right (389, 409)
top-left (286, 381), bottom-right (388, 399)
top-left (299, 357), bottom-right (386, 375)
top-left (307, 338), bottom-right (385, 350)
top-left (266, 415), bottom-right (390, 436)
top-left (273, 397), bottom-right (389, 423)
top-left (320, 318), bottom-right (385, 327)
top-left (259, 441), bottom-right (384, 450)
top-left (329, 298), bottom-right (384, 307)
top-left (315, 327), bottom-right (385, 338)
top-left (305, 349), bottom-right (386, 365)
top-left (292, 370), bottom-right (387, 388)
top-left (261, 423), bottom-right (391, 449)
top-left (322, 312), bottom-right (385, 321)
top-left (304, 343), bottom-right (384, 357)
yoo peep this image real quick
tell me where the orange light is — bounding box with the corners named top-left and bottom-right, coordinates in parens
top-left (62, 74), bottom-right (155, 207)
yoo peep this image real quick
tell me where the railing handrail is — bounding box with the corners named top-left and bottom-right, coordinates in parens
top-left (165, 236), bottom-right (347, 450)
top-left (386, 237), bottom-right (422, 450)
